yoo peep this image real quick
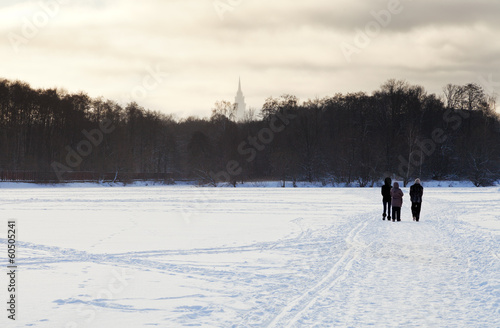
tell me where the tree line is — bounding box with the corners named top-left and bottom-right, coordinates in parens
top-left (0, 78), bottom-right (499, 186)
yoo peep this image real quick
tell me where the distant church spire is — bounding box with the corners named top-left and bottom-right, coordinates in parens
top-left (235, 77), bottom-right (246, 120)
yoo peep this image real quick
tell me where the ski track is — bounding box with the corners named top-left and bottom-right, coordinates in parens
top-left (264, 219), bottom-right (371, 328)
top-left (1, 188), bottom-right (498, 327)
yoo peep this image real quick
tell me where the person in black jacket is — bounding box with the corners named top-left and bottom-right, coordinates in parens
top-left (409, 178), bottom-right (424, 222)
top-left (381, 177), bottom-right (392, 221)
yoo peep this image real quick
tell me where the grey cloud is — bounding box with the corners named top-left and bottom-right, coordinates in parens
top-left (212, 0), bottom-right (500, 33)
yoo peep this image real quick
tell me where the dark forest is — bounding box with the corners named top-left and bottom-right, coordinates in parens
top-left (1, 78), bottom-right (499, 186)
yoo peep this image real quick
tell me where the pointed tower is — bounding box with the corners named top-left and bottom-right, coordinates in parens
top-left (234, 77), bottom-right (246, 120)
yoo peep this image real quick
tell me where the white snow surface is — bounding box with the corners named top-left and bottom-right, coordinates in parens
top-left (0, 185), bottom-right (499, 327)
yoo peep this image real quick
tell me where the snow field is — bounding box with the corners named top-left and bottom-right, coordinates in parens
top-left (0, 185), bottom-right (498, 327)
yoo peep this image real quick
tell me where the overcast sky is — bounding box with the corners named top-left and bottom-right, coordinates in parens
top-left (1, 0), bottom-right (499, 118)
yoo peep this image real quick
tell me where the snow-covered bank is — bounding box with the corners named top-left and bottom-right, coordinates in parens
top-left (0, 186), bottom-right (498, 327)
top-left (0, 179), bottom-right (496, 189)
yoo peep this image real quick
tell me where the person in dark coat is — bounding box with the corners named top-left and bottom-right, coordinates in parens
top-left (390, 182), bottom-right (404, 222)
top-left (409, 178), bottom-right (424, 222)
top-left (381, 177), bottom-right (392, 221)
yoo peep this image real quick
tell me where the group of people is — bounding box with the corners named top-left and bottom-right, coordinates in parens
top-left (381, 177), bottom-right (424, 222)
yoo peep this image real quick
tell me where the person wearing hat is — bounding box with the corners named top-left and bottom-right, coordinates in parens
top-left (409, 178), bottom-right (424, 222)
top-left (381, 177), bottom-right (392, 221)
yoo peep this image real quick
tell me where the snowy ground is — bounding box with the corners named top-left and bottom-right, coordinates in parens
top-left (0, 184), bottom-right (499, 327)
